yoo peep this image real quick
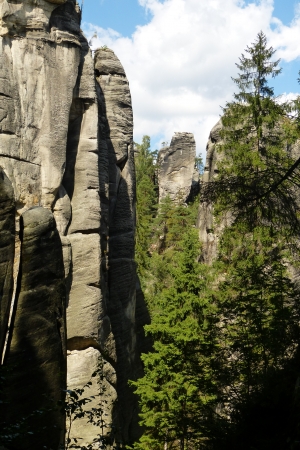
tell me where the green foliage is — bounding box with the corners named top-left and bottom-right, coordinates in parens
top-left (153, 195), bottom-right (199, 250)
top-left (132, 229), bottom-right (217, 450)
top-left (209, 222), bottom-right (300, 449)
top-left (204, 31), bottom-right (300, 449)
top-left (141, 194), bottom-right (200, 303)
top-left (135, 136), bottom-right (158, 278)
top-left (203, 31), bottom-right (300, 235)
top-left (133, 190), bottom-right (217, 450)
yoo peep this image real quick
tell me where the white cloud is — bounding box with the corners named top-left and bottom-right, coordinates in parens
top-left (269, 12), bottom-right (300, 62)
top-left (276, 92), bottom-right (298, 104)
top-left (83, 0), bottom-right (300, 159)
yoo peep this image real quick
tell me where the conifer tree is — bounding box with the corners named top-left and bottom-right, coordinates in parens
top-left (135, 136), bottom-right (158, 278)
top-left (204, 31), bottom-right (300, 234)
top-left (132, 229), bottom-right (217, 450)
top-left (211, 222), bottom-right (300, 449)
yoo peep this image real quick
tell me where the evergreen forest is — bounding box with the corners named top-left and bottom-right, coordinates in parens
top-left (132, 32), bottom-right (300, 450)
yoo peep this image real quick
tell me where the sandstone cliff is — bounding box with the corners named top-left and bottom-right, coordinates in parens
top-left (0, 1), bottom-right (141, 448)
top-left (158, 132), bottom-right (199, 203)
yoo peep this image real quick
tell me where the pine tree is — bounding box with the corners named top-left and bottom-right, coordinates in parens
top-left (211, 222), bottom-right (300, 449)
top-left (204, 31), bottom-right (300, 235)
top-left (143, 193), bottom-right (200, 304)
top-left (132, 229), bottom-right (217, 450)
top-left (133, 34), bottom-right (300, 450)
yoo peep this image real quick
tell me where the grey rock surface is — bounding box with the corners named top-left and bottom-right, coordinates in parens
top-left (4, 207), bottom-right (66, 450)
top-left (67, 347), bottom-right (117, 445)
top-left (61, 36), bottom-right (117, 448)
top-left (158, 132), bottom-right (198, 203)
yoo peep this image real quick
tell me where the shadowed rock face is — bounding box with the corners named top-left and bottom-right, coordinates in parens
top-left (0, 169), bottom-right (15, 357)
top-left (4, 207), bottom-right (66, 450)
top-left (0, 2), bottom-right (144, 448)
top-left (158, 132), bottom-right (198, 203)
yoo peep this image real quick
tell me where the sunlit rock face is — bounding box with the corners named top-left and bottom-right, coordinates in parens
top-left (0, 0), bottom-right (67, 37)
top-left (0, 0), bottom-right (81, 212)
top-left (0, 1), bottom-right (144, 448)
top-left (197, 119), bottom-right (224, 263)
top-left (158, 132), bottom-right (199, 203)
top-left (197, 119), bottom-right (236, 264)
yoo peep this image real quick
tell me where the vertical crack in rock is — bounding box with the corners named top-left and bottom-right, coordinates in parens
top-left (0, 168), bottom-right (15, 362)
top-left (1, 217), bottom-right (21, 366)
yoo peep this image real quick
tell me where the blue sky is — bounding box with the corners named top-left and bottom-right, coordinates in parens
top-left (82, 0), bottom-right (298, 36)
top-left (82, 0), bottom-right (300, 156)
top-left (82, 0), bottom-right (149, 37)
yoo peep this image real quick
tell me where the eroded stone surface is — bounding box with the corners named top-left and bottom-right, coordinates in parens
top-left (158, 132), bottom-right (198, 203)
top-left (67, 348), bottom-right (117, 447)
top-left (0, 0), bottom-right (81, 212)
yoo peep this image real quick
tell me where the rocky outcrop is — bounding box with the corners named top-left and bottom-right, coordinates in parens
top-left (0, 1), bottom-right (143, 448)
top-left (158, 132), bottom-right (199, 203)
top-left (197, 119), bottom-right (231, 263)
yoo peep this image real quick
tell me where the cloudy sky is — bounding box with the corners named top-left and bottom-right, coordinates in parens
top-left (82, 0), bottom-right (300, 158)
